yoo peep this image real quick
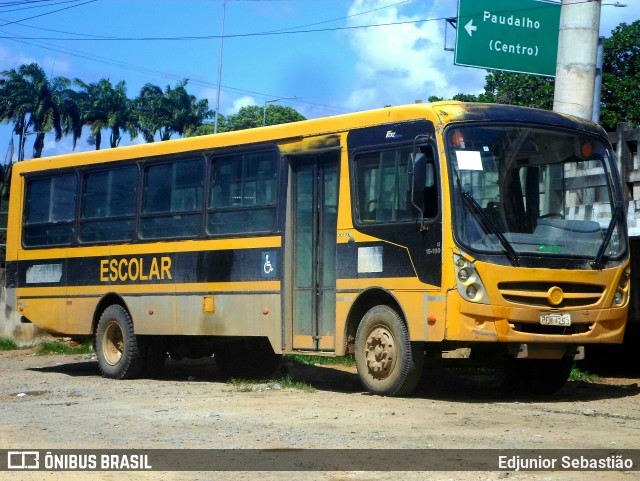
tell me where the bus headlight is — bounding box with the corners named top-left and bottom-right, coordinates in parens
top-left (614, 290), bottom-right (624, 305)
top-left (457, 268), bottom-right (470, 282)
top-left (612, 264), bottom-right (630, 307)
top-left (453, 254), bottom-right (490, 304)
top-left (466, 285), bottom-right (478, 298)
top-left (620, 266), bottom-right (630, 289)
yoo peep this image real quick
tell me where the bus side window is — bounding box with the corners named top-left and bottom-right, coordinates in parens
top-left (140, 158), bottom-right (204, 240)
top-left (354, 147), bottom-right (414, 224)
top-left (79, 166), bottom-right (138, 243)
top-left (256, 159), bottom-right (277, 205)
top-left (208, 150), bottom-right (279, 235)
top-left (23, 173), bottom-right (77, 247)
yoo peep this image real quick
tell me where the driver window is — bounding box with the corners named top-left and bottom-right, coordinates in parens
top-left (354, 145), bottom-right (439, 224)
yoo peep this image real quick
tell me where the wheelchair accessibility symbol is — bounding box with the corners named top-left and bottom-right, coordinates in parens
top-left (263, 255), bottom-right (274, 274)
top-left (261, 251), bottom-right (277, 278)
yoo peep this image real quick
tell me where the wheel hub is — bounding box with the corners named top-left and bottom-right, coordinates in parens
top-left (103, 321), bottom-right (124, 366)
top-left (365, 327), bottom-right (395, 379)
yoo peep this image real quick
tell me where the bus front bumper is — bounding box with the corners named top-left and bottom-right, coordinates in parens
top-left (445, 292), bottom-right (627, 345)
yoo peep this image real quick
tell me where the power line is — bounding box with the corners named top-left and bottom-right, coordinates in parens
top-left (0, 0), bottom-right (77, 6)
top-left (0, 0), bottom-right (415, 40)
top-left (0, 16), bottom-right (437, 40)
top-left (0, 0), bottom-right (615, 43)
top-left (0, 0), bottom-right (88, 13)
top-left (0, 2), bottom-right (571, 42)
top-left (248, 0), bottom-right (411, 34)
top-left (3, 34), bottom-right (358, 115)
top-left (0, 0), bottom-right (403, 114)
top-left (0, 0), bottom-right (95, 27)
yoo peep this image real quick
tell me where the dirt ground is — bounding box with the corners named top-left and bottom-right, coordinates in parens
top-left (1, 346), bottom-right (640, 481)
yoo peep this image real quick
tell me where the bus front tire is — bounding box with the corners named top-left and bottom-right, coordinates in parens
top-left (355, 305), bottom-right (424, 397)
top-left (95, 305), bottom-right (144, 380)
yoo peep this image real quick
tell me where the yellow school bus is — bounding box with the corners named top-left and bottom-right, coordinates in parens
top-left (5, 102), bottom-right (629, 396)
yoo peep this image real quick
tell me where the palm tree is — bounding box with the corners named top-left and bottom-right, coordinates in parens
top-left (0, 63), bottom-right (81, 159)
top-left (134, 80), bottom-right (211, 142)
top-left (167, 82), bottom-right (211, 138)
top-left (0, 67), bottom-right (31, 161)
top-left (52, 76), bottom-right (82, 151)
top-left (75, 78), bottom-right (136, 149)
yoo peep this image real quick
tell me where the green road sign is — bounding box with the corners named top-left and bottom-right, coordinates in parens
top-left (455, 0), bottom-right (561, 76)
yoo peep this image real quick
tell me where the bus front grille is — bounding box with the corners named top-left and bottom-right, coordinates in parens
top-left (497, 281), bottom-right (605, 308)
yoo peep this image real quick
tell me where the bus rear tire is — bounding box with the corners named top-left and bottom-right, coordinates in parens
top-left (95, 305), bottom-right (144, 380)
top-left (355, 305), bottom-right (424, 397)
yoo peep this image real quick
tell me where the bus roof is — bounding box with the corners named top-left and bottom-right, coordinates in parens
top-left (429, 101), bottom-right (606, 137)
top-left (12, 102), bottom-right (607, 174)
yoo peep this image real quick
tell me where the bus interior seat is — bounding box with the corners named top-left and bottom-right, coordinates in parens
top-left (484, 201), bottom-right (506, 231)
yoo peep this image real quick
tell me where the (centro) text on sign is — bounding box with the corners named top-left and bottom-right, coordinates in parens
top-left (490, 40), bottom-right (539, 57)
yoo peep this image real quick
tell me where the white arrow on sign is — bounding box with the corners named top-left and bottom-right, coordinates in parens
top-left (464, 19), bottom-right (477, 37)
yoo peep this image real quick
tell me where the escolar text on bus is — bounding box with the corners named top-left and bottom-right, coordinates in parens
top-left (99, 257), bottom-right (172, 282)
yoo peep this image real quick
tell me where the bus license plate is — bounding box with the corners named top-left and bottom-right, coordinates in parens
top-left (540, 313), bottom-right (572, 326)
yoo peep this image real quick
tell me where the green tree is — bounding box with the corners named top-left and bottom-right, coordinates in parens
top-left (452, 93), bottom-right (483, 103)
top-left (54, 80), bottom-right (82, 152)
top-left (134, 80), bottom-right (210, 142)
top-left (448, 21), bottom-right (640, 131)
top-left (0, 63), bottom-right (81, 159)
top-left (224, 104), bottom-right (305, 131)
top-left (75, 78), bottom-right (136, 149)
top-left (601, 20), bottom-right (640, 131)
top-left (184, 104), bottom-right (305, 137)
top-left (186, 116), bottom-right (226, 137)
top-left (427, 94), bottom-right (485, 103)
top-left (480, 70), bottom-right (555, 110)
top-left (0, 67), bottom-right (32, 161)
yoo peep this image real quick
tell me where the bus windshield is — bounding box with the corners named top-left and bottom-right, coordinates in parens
top-left (447, 124), bottom-right (625, 263)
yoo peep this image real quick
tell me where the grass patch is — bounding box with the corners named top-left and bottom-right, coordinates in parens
top-left (569, 366), bottom-right (598, 382)
top-left (284, 354), bottom-right (355, 367)
top-left (271, 376), bottom-right (316, 393)
top-left (227, 378), bottom-right (257, 392)
top-left (227, 376), bottom-right (316, 393)
top-left (37, 340), bottom-right (93, 356)
top-left (0, 337), bottom-right (20, 351)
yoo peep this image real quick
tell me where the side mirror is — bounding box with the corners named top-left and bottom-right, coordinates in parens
top-left (408, 153), bottom-right (427, 229)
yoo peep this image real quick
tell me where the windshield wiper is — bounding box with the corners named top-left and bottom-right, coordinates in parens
top-left (591, 200), bottom-right (624, 268)
top-left (461, 191), bottom-right (520, 267)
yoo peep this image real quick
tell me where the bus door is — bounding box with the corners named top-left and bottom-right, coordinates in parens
top-left (287, 150), bottom-right (340, 351)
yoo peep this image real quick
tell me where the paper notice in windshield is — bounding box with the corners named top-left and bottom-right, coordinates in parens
top-left (455, 150), bottom-right (483, 171)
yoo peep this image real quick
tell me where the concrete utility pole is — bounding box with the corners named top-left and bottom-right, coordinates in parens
top-left (214, 0), bottom-right (226, 134)
top-left (552, 0), bottom-right (601, 121)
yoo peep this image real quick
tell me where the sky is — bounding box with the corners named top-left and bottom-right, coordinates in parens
top-left (0, 0), bottom-right (639, 160)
